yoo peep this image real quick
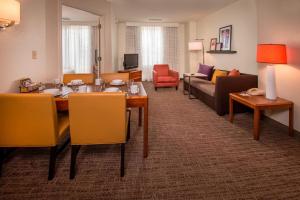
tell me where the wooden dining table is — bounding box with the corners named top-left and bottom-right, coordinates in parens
top-left (54, 82), bottom-right (149, 158)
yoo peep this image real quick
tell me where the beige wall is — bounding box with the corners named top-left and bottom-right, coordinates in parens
top-left (0, 0), bottom-right (61, 93)
top-left (257, 0), bottom-right (300, 131)
top-left (197, 0), bottom-right (258, 75)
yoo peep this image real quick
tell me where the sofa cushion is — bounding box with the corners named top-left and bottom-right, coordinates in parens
top-left (228, 69), bottom-right (240, 77)
top-left (197, 83), bottom-right (215, 97)
top-left (157, 76), bottom-right (177, 83)
top-left (211, 70), bottom-right (228, 84)
top-left (198, 64), bottom-right (214, 81)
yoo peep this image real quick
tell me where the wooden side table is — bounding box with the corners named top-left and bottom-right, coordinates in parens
top-left (118, 69), bottom-right (142, 82)
top-left (183, 73), bottom-right (207, 99)
top-left (229, 93), bottom-right (294, 140)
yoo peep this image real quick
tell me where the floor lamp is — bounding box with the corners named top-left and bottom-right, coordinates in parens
top-left (188, 39), bottom-right (205, 64)
top-left (257, 44), bottom-right (287, 100)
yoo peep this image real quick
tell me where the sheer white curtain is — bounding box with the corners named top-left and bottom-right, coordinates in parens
top-left (141, 26), bottom-right (163, 81)
top-left (62, 25), bottom-right (96, 73)
top-left (125, 25), bottom-right (178, 81)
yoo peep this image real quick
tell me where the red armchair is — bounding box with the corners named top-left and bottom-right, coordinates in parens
top-left (153, 64), bottom-right (179, 90)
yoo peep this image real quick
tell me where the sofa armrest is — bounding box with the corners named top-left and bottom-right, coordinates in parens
top-left (215, 75), bottom-right (258, 115)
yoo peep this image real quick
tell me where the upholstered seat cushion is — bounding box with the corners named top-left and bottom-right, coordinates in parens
top-left (187, 77), bottom-right (215, 96)
top-left (57, 113), bottom-right (70, 139)
top-left (157, 76), bottom-right (178, 83)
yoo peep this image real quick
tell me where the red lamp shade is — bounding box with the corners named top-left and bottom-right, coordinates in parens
top-left (257, 44), bottom-right (287, 64)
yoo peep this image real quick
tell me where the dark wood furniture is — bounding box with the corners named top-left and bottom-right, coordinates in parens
top-left (55, 82), bottom-right (148, 158)
top-left (183, 73), bottom-right (258, 115)
top-left (206, 50), bottom-right (237, 54)
top-left (118, 69), bottom-right (142, 82)
top-left (229, 93), bottom-right (294, 140)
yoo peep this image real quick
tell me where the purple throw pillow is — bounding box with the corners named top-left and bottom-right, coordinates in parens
top-left (198, 64), bottom-right (214, 80)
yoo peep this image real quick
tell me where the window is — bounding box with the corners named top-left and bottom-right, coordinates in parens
top-left (125, 25), bottom-right (178, 81)
top-left (62, 25), bottom-right (96, 73)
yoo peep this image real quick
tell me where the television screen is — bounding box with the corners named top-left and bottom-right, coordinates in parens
top-left (124, 54), bottom-right (138, 70)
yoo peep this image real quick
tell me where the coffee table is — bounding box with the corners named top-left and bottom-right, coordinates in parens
top-left (183, 73), bottom-right (207, 99)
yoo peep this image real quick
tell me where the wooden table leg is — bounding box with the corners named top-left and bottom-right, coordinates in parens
top-left (229, 96), bottom-right (234, 123)
top-left (138, 107), bottom-right (142, 126)
top-left (289, 104), bottom-right (294, 136)
top-left (253, 108), bottom-right (260, 140)
top-left (143, 99), bottom-right (148, 158)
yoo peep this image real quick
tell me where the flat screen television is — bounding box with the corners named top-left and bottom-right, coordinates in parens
top-left (123, 54), bottom-right (138, 70)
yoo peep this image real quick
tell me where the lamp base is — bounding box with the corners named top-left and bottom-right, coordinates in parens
top-left (265, 65), bottom-right (277, 100)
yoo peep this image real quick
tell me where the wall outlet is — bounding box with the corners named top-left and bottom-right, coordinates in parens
top-left (32, 51), bottom-right (37, 59)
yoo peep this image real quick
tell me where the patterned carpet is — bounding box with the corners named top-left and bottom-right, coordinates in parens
top-left (1, 82), bottom-right (300, 199)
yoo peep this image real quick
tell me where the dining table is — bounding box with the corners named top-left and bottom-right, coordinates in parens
top-left (50, 82), bottom-right (149, 158)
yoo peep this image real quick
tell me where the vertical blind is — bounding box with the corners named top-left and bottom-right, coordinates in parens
top-left (125, 25), bottom-right (178, 81)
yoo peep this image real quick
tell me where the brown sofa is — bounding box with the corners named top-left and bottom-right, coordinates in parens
top-left (183, 72), bottom-right (258, 116)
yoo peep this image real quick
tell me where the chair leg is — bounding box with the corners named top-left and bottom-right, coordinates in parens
top-left (0, 148), bottom-right (4, 177)
top-left (48, 146), bottom-right (57, 180)
top-left (176, 86), bottom-right (178, 90)
top-left (120, 144), bottom-right (125, 177)
top-left (126, 110), bottom-right (131, 141)
top-left (155, 87), bottom-right (157, 91)
top-left (70, 145), bottom-right (81, 179)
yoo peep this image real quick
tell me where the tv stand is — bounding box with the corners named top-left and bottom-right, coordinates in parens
top-left (118, 69), bottom-right (142, 82)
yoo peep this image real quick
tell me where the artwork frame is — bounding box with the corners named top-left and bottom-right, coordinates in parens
top-left (216, 43), bottom-right (223, 51)
top-left (219, 25), bottom-right (232, 51)
top-left (210, 38), bottom-right (218, 51)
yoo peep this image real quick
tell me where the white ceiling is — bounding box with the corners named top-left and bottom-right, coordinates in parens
top-left (110, 0), bottom-right (238, 23)
top-left (62, 5), bottom-right (100, 22)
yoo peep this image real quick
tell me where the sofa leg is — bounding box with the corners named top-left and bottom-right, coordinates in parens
top-left (48, 146), bottom-right (57, 180)
top-left (120, 144), bottom-right (125, 177)
top-left (70, 145), bottom-right (81, 179)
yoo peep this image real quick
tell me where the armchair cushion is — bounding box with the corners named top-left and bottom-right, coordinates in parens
top-left (153, 64), bottom-right (169, 76)
top-left (157, 76), bottom-right (178, 83)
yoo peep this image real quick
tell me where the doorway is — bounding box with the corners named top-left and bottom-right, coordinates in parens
top-left (61, 5), bottom-right (102, 76)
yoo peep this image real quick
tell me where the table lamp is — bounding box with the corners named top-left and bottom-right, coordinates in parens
top-left (257, 44), bottom-right (287, 100)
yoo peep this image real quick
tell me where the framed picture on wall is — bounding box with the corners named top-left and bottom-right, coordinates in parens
top-left (210, 38), bottom-right (217, 50)
top-left (219, 25), bottom-right (232, 51)
top-left (216, 43), bottom-right (223, 51)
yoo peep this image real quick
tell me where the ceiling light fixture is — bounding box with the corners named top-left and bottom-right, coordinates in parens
top-left (0, 0), bottom-right (20, 30)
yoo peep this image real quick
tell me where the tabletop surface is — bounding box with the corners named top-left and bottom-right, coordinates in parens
top-left (230, 93), bottom-right (293, 107)
top-left (53, 82), bottom-right (147, 101)
top-left (184, 73), bottom-right (207, 77)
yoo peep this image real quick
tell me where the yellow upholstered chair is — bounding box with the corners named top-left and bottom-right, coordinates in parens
top-left (68, 92), bottom-right (130, 179)
top-left (63, 73), bottom-right (95, 85)
top-left (100, 72), bottom-right (129, 83)
top-left (0, 94), bottom-right (70, 180)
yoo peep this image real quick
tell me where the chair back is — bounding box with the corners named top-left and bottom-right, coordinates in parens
top-left (153, 64), bottom-right (169, 76)
top-left (0, 94), bottom-right (59, 147)
top-left (100, 73), bottom-right (129, 83)
top-left (68, 93), bottom-right (126, 145)
top-left (63, 73), bottom-right (94, 85)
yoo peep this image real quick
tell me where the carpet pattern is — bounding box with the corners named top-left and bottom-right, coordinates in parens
top-left (1, 82), bottom-right (300, 199)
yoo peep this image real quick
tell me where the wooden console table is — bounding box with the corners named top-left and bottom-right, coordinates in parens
top-left (229, 93), bottom-right (294, 140)
top-left (118, 69), bottom-right (142, 82)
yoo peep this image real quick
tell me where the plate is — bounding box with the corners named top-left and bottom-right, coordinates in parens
top-left (110, 81), bottom-right (125, 86)
top-left (104, 87), bottom-right (120, 92)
